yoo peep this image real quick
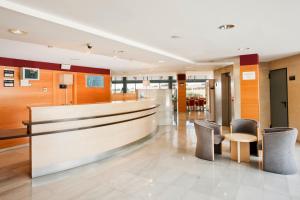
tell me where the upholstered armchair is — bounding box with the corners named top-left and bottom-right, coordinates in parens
top-left (231, 119), bottom-right (259, 156)
top-left (259, 128), bottom-right (298, 175)
top-left (194, 120), bottom-right (224, 161)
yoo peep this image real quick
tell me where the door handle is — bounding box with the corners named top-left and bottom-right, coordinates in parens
top-left (280, 101), bottom-right (287, 108)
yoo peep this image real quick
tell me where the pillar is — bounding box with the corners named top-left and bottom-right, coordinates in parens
top-left (177, 74), bottom-right (186, 112)
top-left (240, 54), bottom-right (260, 121)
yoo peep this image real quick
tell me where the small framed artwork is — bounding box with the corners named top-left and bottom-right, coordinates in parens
top-left (4, 69), bottom-right (14, 78)
top-left (4, 79), bottom-right (14, 87)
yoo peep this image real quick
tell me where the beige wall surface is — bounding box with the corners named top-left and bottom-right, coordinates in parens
top-left (259, 54), bottom-right (300, 141)
top-left (259, 62), bottom-right (271, 130)
top-left (233, 58), bottom-right (241, 120)
top-left (214, 65), bottom-right (234, 125)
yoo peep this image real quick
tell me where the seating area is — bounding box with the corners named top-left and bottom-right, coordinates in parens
top-left (194, 119), bottom-right (298, 175)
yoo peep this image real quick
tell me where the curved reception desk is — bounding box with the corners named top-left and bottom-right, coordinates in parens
top-left (27, 99), bottom-right (158, 178)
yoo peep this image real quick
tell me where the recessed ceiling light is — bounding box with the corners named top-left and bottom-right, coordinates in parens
top-left (238, 47), bottom-right (250, 51)
top-left (8, 29), bottom-right (27, 35)
top-left (218, 24), bottom-right (235, 30)
top-left (113, 50), bottom-right (125, 54)
top-left (171, 35), bottom-right (181, 39)
top-left (158, 60), bottom-right (165, 63)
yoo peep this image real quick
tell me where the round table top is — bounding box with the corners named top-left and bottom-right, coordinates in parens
top-left (224, 133), bottom-right (257, 142)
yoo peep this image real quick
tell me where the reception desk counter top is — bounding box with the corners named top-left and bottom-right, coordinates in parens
top-left (25, 99), bottom-right (159, 177)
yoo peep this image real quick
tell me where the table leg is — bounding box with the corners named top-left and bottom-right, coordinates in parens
top-left (230, 141), bottom-right (250, 163)
top-left (237, 141), bottom-right (241, 163)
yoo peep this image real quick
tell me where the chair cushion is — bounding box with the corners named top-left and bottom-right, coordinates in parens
top-left (214, 135), bottom-right (225, 144)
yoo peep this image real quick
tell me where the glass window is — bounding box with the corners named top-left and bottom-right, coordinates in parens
top-left (127, 83), bottom-right (136, 93)
top-left (111, 83), bottom-right (115, 93)
top-left (136, 83), bottom-right (144, 90)
top-left (149, 83), bottom-right (159, 89)
top-left (159, 82), bottom-right (169, 89)
top-left (114, 83), bottom-right (123, 93)
top-left (186, 82), bottom-right (206, 97)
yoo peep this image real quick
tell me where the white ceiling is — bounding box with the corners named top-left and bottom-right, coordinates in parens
top-left (0, 0), bottom-right (300, 74)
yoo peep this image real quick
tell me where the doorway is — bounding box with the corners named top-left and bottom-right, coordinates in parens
top-left (54, 73), bottom-right (75, 105)
top-left (270, 68), bottom-right (288, 127)
top-left (221, 73), bottom-right (231, 126)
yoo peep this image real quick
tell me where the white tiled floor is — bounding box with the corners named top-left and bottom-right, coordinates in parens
top-left (0, 112), bottom-right (299, 200)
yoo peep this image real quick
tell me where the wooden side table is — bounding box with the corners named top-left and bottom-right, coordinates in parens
top-left (224, 133), bottom-right (257, 163)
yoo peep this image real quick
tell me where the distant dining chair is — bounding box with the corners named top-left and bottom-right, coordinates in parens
top-left (199, 99), bottom-right (204, 111)
top-left (194, 120), bottom-right (224, 161)
top-left (231, 119), bottom-right (259, 156)
top-left (186, 99), bottom-right (190, 111)
top-left (189, 99), bottom-right (195, 111)
top-left (259, 128), bottom-right (298, 175)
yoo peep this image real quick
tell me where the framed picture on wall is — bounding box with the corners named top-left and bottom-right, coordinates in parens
top-left (4, 69), bottom-right (14, 78)
top-left (3, 79), bottom-right (14, 87)
top-left (86, 75), bottom-right (104, 88)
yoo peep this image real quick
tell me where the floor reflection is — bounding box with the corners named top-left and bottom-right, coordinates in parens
top-left (0, 111), bottom-right (299, 200)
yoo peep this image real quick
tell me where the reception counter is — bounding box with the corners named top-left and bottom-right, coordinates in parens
top-left (26, 99), bottom-right (158, 177)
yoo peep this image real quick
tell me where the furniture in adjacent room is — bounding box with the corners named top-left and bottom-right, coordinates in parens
top-left (194, 120), bottom-right (224, 161)
top-left (231, 119), bottom-right (259, 156)
top-left (258, 128), bottom-right (298, 175)
top-left (224, 133), bottom-right (257, 163)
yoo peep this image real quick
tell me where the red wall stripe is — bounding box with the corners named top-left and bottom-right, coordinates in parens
top-left (0, 57), bottom-right (110, 75)
top-left (240, 54), bottom-right (259, 66)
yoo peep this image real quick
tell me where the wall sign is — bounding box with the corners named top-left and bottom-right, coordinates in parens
top-left (242, 71), bottom-right (256, 80)
top-left (86, 75), bottom-right (104, 88)
top-left (4, 69), bottom-right (14, 78)
top-left (4, 79), bottom-right (14, 87)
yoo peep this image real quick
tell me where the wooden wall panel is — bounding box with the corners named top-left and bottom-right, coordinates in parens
top-left (177, 74), bottom-right (186, 112)
top-left (76, 73), bottom-right (111, 104)
top-left (111, 93), bottom-right (137, 101)
top-left (240, 64), bottom-right (260, 121)
top-left (0, 66), bottom-right (111, 149)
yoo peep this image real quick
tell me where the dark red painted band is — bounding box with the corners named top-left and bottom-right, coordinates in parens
top-left (0, 57), bottom-right (110, 75)
top-left (240, 54), bottom-right (259, 66)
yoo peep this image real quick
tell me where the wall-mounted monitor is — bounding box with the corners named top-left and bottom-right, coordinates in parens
top-left (21, 67), bottom-right (40, 80)
top-left (86, 75), bottom-right (104, 88)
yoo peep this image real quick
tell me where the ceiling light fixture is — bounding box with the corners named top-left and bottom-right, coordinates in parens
top-left (218, 24), bottom-right (235, 30)
top-left (117, 50), bottom-right (125, 54)
top-left (0, 1), bottom-right (195, 64)
top-left (171, 35), bottom-right (181, 39)
top-left (113, 50), bottom-right (125, 54)
top-left (158, 60), bottom-right (165, 63)
top-left (238, 47), bottom-right (250, 51)
top-left (8, 28), bottom-right (27, 35)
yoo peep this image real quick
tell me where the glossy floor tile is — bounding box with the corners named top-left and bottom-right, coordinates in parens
top-left (0, 112), bottom-right (299, 200)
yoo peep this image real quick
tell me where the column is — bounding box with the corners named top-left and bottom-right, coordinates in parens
top-left (177, 74), bottom-right (186, 112)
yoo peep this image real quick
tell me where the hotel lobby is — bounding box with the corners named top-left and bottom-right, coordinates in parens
top-left (0, 1), bottom-right (300, 200)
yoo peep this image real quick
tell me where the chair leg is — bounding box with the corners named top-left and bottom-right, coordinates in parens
top-left (214, 143), bottom-right (222, 154)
